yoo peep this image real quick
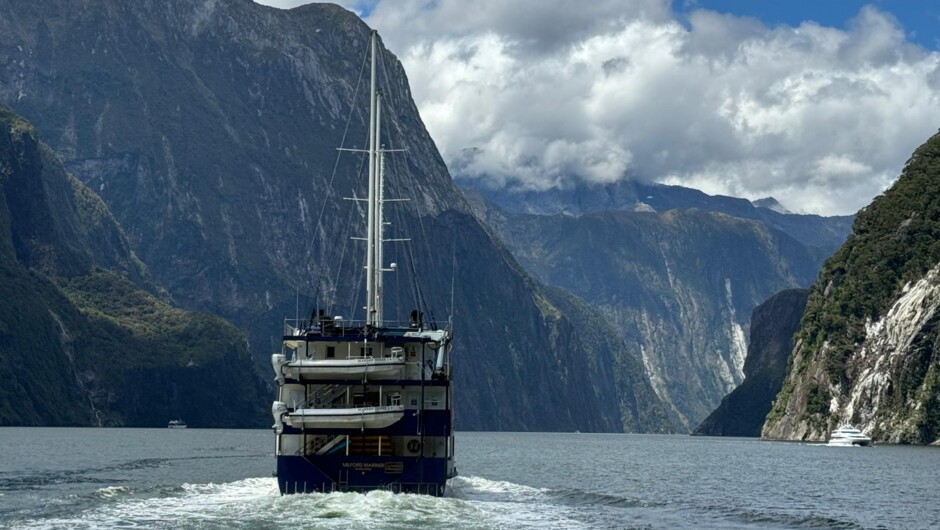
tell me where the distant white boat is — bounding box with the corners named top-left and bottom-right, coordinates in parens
top-left (827, 425), bottom-right (871, 446)
top-left (167, 419), bottom-right (187, 429)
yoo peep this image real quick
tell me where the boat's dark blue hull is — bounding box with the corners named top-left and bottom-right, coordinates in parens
top-left (276, 455), bottom-right (450, 496)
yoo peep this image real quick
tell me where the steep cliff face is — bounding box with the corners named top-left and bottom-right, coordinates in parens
top-left (0, 105), bottom-right (267, 427)
top-left (473, 203), bottom-right (823, 428)
top-left (0, 0), bottom-right (674, 431)
top-left (541, 285), bottom-right (678, 431)
top-left (694, 289), bottom-right (808, 437)
top-left (763, 131), bottom-right (940, 444)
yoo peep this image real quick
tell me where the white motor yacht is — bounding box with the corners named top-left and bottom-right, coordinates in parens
top-left (827, 425), bottom-right (872, 446)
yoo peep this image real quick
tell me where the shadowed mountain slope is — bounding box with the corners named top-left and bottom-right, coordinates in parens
top-left (0, 105), bottom-right (267, 427)
top-left (695, 288), bottom-right (808, 437)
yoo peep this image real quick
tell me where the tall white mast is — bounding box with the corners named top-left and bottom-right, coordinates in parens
top-left (364, 30), bottom-right (384, 327)
top-left (375, 95), bottom-right (385, 325)
top-left (365, 30), bottom-right (378, 326)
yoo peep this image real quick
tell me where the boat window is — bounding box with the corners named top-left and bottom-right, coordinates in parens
top-left (360, 346), bottom-right (373, 357)
top-left (326, 346), bottom-right (335, 358)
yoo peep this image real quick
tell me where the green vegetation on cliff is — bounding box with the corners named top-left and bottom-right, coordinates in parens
top-left (797, 131), bottom-right (940, 385)
top-left (765, 130), bottom-right (940, 443)
top-left (0, 105), bottom-right (267, 427)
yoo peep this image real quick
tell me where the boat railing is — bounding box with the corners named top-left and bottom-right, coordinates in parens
top-left (284, 317), bottom-right (420, 330)
top-left (301, 402), bottom-right (354, 410)
top-left (293, 404), bottom-right (405, 412)
top-left (334, 355), bottom-right (405, 363)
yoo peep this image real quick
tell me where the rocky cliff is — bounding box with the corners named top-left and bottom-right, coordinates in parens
top-left (470, 199), bottom-right (825, 428)
top-left (0, 0), bottom-right (675, 432)
top-left (0, 105), bottom-right (267, 427)
top-left (694, 289), bottom-right (808, 437)
top-left (763, 130), bottom-right (940, 444)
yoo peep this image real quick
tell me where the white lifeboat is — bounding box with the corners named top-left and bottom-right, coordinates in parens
top-left (280, 356), bottom-right (405, 380)
top-left (285, 405), bottom-right (405, 429)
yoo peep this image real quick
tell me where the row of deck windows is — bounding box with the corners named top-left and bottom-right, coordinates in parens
top-left (301, 344), bottom-right (415, 359)
top-left (318, 345), bottom-right (370, 358)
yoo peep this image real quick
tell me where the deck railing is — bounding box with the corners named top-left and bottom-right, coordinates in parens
top-left (283, 317), bottom-right (421, 336)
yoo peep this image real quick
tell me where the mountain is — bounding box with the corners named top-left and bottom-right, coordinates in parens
top-left (694, 288), bottom-right (808, 437)
top-left (763, 130), bottom-right (940, 444)
top-left (751, 197), bottom-right (791, 215)
top-left (460, 178), bottom-right (852, 253)
top-left (461, 174), bottom-right (850, 429)
top-left (469, 196), bottom-right (825, 428)
top-left (0, 105), bottom-right (267, 427)
top-left (0, 0), bottom-right (675, 432)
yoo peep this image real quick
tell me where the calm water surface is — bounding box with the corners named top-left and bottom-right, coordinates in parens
top-left (0, 428), bottom-right (937, 529)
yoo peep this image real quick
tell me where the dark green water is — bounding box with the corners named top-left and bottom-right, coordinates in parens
top-left (1, 429), bottom-right (937, 528)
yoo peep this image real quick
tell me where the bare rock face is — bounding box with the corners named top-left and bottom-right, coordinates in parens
top-left (464, 172), bottom-right (851, 428)
top-left (694, 288), bottom-right (808, 437)
top-left (472, 198), bottom-right (826, 429)
top-left (764, 266), bottom-right (940, 443)
top-left (763, 131), bottom-right (940, 444)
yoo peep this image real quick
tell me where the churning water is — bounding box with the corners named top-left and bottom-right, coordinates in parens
top-left (1, 428), bottom-right (938, 529)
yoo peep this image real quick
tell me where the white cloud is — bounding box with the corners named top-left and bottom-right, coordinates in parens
top-left (253, 0), bottom-right (309, 9)
top-left (261, 1), bottom-right (940, 215)
top-left (814, 155), bottom-right (871, 179)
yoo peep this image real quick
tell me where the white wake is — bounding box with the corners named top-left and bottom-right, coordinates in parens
top-left (9, 476), bottom-right (587, 529)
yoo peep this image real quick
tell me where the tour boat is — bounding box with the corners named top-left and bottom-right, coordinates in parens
top-left (827, 425), bottom-right (872, 446)
top-left (270, 30), bottom-right (455, 496)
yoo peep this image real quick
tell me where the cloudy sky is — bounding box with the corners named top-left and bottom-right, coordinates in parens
top-left (255, 0), bottom-right (940, 215)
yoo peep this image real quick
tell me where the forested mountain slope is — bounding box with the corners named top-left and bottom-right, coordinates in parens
top-left (764, 130), bottom-right (940, 444)
top-left (0, 105), bottom-right (267, 427)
